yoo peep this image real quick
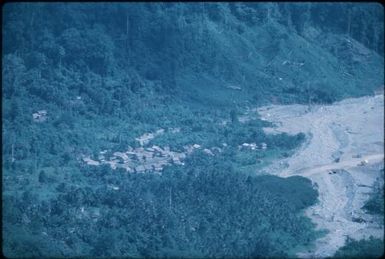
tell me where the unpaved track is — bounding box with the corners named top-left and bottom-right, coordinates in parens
top-left (258, 94), bottom-right (384, 258)
top-left (288, 154), bottom-right (384, 178)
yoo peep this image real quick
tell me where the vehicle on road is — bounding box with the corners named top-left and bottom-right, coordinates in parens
top-left (358, 160), bottom-right (369, 166)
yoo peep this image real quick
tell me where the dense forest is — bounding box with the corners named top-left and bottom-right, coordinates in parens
top-left (333, 236), bottom-right (384, 258)
top-left (2, 2), bottom-right (384, 258)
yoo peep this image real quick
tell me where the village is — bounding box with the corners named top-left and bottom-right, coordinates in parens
top-left (82, 128), bottom-right (269, 174)
top-left (83, 143), bottom-right (193, 174)
top-left (82, 127), bottom-right (214, 174)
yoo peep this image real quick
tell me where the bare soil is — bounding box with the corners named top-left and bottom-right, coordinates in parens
top-left (258, 94), bottom-right (384, 258)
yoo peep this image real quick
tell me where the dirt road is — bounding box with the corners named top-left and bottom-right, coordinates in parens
top-left (286, 153), bottom-right (384, 178)
top-left (258, 94), bottom-right (384, 258)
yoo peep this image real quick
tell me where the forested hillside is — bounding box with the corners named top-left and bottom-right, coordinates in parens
top-left (3, 3), bottom-right (384, 107)
top-left (2, 3), bottom-right (383, 258)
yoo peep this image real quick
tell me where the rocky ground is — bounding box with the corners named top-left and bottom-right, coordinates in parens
top-left (257, 94), bottom-right (384, 258)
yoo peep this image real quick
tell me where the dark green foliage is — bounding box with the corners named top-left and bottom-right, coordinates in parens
top-left (230, 109), bottom-right (239, 124)
top-left (2, 2), bottom-right (383, 258)
top-left (363, 191), bottom-right (384, 215)
top-left (257, 175), bottom-right (318, 210)
top-left (38, 170), bottom-right (48, 183)
top-left (333, 236), bottom-right (384, 259)
top-left (3, 3), bottom-right (384, 111)
top-left (363, 176), bottom-right (384, 216)
top-left (3, 158), bottom-right (319, 258)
